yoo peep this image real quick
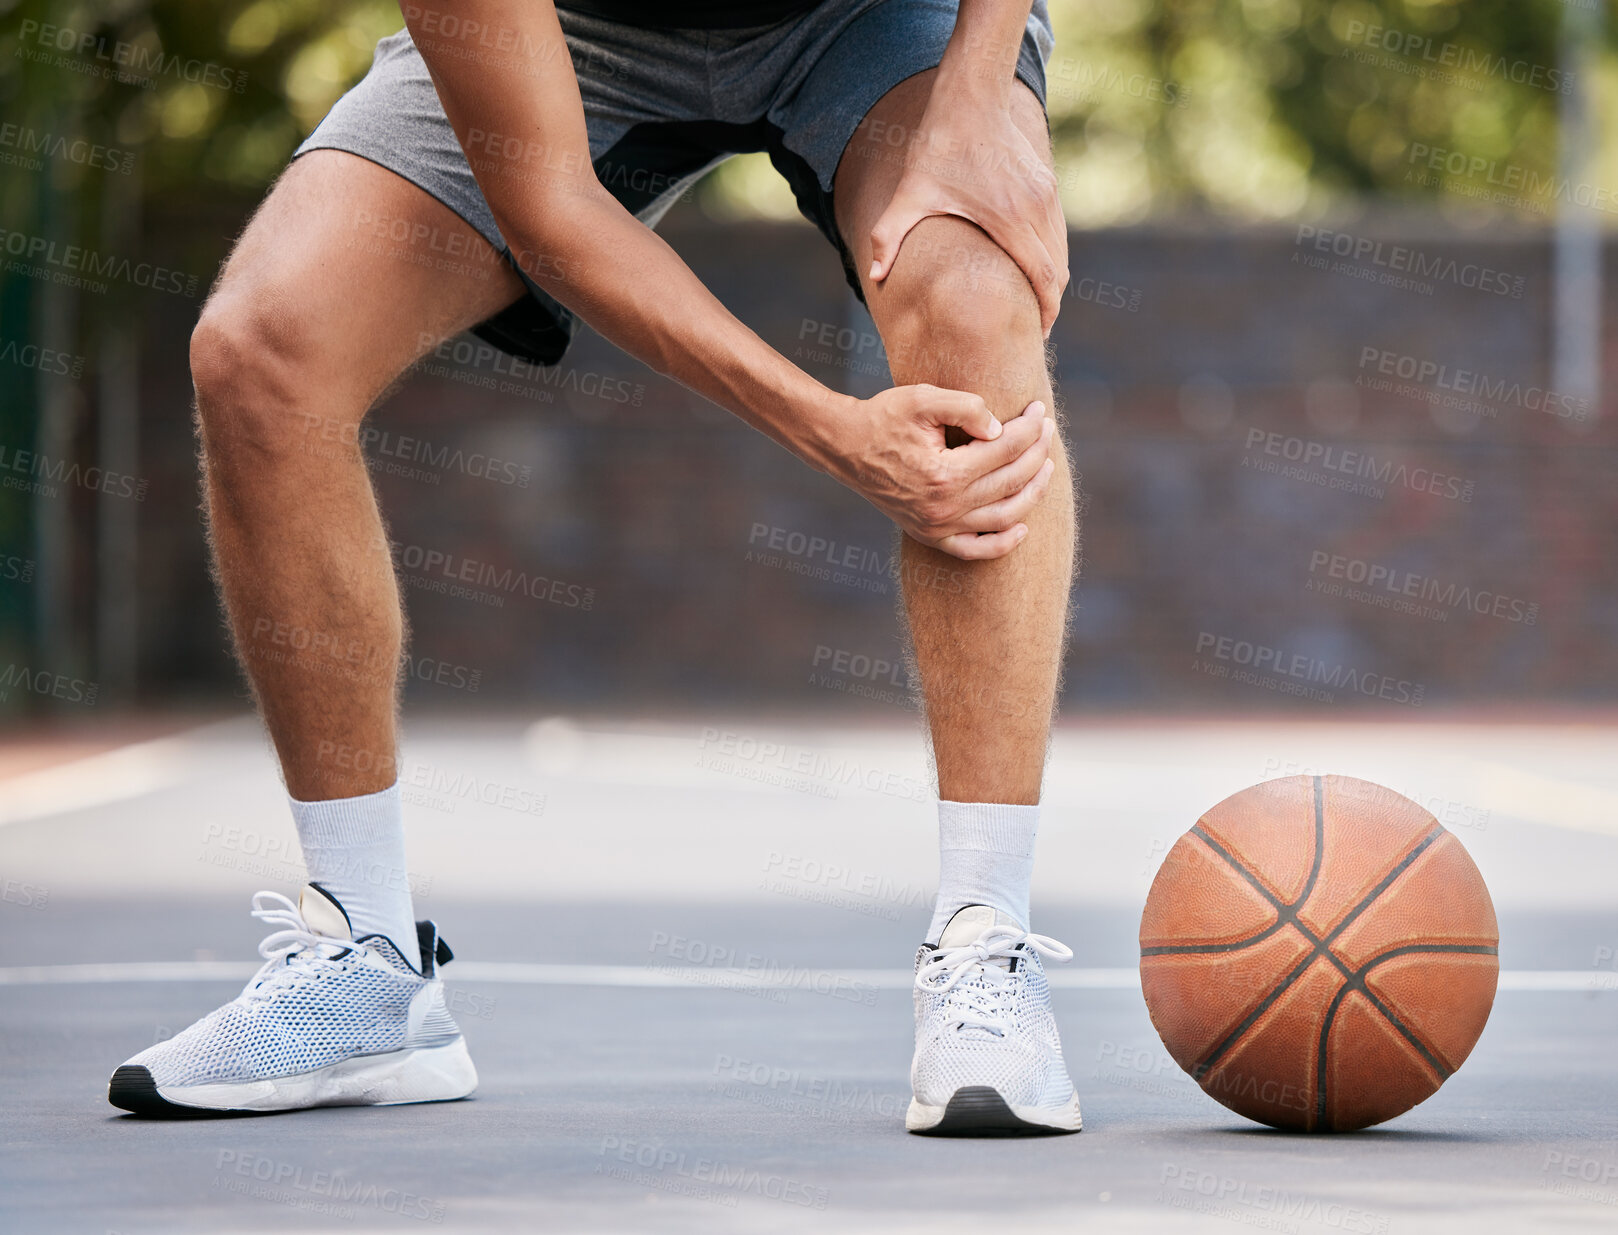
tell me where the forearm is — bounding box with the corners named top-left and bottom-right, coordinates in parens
top-left (514, 188), bottom-right (845, 473)
top-left (937, 0), bottom-right (1033, 105)
top-left (404, 1), bottom-right (845, 474)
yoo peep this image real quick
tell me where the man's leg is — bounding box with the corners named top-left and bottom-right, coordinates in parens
top-left (834, 67), bottom-right (1082, 1138)
top-left (837, 71), bottom-right (1074, 807)
top-left (835, 69), bottom-right (1075, 908)
top-left (191, 150), bottom-right (523, 947)
top-left (194, 150), bottom-right (522, 800)
top-left (110, 150), bottom-right (521, 1116)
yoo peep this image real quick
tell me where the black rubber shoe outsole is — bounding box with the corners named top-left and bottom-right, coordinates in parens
top-left (107, 1066), bottom-right (254, 1119)
top-left (910, 1086), bottom-right (1082, 1138)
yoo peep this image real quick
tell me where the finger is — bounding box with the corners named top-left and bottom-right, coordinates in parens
top-left (943, 400), bottom-right (1047, 481)
top-left (932, 524), bottom-right (1029, 561)
top-left (960, 416), bottom-right (1055, 506)
top-left (922, 387), bottom-right (1002, 442)
top-left (1044, 186), bottom-right (1069, 295)
top-left (868, 191), bottom-right (935, 284)
top-left (970, 206), bottom-right (1063, 333)
top-left (960, 457), bottom-right (1056, 533)
top-left (1014, 219), bottom-right (1064, 334)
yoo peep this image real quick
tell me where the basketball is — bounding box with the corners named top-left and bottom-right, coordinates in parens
top-left (1139, 775), bottom-right (1499, 1132)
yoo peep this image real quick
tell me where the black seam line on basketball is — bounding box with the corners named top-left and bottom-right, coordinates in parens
top-left (1166, 824), bottom-right (1333, 1061)
top-left (1346, 943), bottom-right (1497, 1082)
top-left (1300, 775), bottom-right (1326, 907)
top-left (1184, 828), bottom-right (1333, 964)
top-left (1321, 971), bottom-right (1453, 1084)
top-left (1311, 945), bottom-right (1490, 1128)
top-left (1311, 941), bottom-right (1488, 1124)
top-left (1357, 983), bottom-right (1454, 1081)
top-left (1140, 920), bottom-right (1289, 956)
top-left (1319, 827), bottom-right (1447, 949)
top-left (1155, 785), bottom-right (1330, 958)
top-left (1192, 950), bottom-right (1320, 1079)
top-left (1188, 824), bottom-right (1446, 1079)
top-left (1314, 981), bottom-right (1355, 1131)
top-left (1358, 943), bottom-right (1498, 973)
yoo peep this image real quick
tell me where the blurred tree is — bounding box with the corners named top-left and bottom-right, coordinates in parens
top-left (3, 0), bottom-right (1606, 221)
top-left (1045, 0), bottom-right (1589, 225)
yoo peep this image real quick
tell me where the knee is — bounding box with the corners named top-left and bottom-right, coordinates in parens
top-left (878, 216), bottom-right (1043, 390)
top-left (190, 289), bottom-right (328, 468)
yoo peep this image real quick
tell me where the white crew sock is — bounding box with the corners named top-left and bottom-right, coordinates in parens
top-left (926, 800), bottom-right (1039, 943)
top-left (287, 781), bottom-right (418, 955)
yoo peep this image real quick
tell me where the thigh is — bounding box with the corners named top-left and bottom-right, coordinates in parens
top-left (831, 68), bottom-right (1054, 307)
top-left (205, 149), bottom-right (525, 412)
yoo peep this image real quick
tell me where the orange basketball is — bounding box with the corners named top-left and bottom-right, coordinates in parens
top-left (1139, 774), bottom-right (1498, 1131)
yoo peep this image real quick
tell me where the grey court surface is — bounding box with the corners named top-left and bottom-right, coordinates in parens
top-left (2, 715), bottom-right (1616, 1232)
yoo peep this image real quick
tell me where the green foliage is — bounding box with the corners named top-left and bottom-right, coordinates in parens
top-left (1045, 0), bottom-right (1591, 224)
top-left (0, 0), bottom-right (1609, 221)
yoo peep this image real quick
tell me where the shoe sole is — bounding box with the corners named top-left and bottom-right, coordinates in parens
top-left (906, 1086), bottom-right (1082, 1137)
top-left (109, 1037), bottom-right (477, 1117)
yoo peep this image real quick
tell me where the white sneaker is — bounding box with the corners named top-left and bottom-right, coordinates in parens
top-left (907, 905), bottom-right (1082, 1135)
top-left (108, 884), bottom-right (476, 1116)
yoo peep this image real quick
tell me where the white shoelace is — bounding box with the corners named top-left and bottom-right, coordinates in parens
top-left (915, 926), bottom-right (1073, 1037)
top-left (240, 890), bottom-right (364, 1001)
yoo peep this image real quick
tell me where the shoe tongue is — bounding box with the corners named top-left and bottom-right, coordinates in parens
top-left (298, 884), bottom-right (354, 943)
top-left (938, 904), bottom-right (1023, 949)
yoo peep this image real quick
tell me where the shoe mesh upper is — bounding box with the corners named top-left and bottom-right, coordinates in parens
top-left (131, 937), bottom-right (455, 1086)
top-left (911, 943), bottom-right (1074, 1108)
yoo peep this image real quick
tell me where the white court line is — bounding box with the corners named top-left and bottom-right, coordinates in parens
top-left (0, 961), bottom-right (1609, 992)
